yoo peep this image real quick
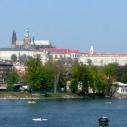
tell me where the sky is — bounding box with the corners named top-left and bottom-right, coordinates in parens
top-left (1, 0), bottom-right (127, 53)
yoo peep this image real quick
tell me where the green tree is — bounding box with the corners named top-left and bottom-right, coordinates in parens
top-left (11, 54), bottom-right (17, 62)
top-left (7, 69), bottom-right (18, 91)
top-left (87, 59), bottom-right (92, 65)
top-left (70, 78), bottom-right (78, 93)
top-left (44, 60), bottom-right (67, 93)
top-left (71, 64), bottom-right (91, 93)
top-left (115, 65), bottom-right (127, 83)
top-left (95, 70), bottom-right (108, 94)
top-left (70, 64), bottom-right (108, 95)
top-left (87, 66), bottom-right (98, 94)
top-left (58, 66), bottom-right (68, 91)
top-left (104, 63), bottom-right (117, 77)
top-left (103, 63), bottom-right (117, 95)
top-left (51, 60), bottom-right (64, 93)
top-left (41, 65), bottom-right (54, 92)
top-left (26, 55), bottom-right (44, 92)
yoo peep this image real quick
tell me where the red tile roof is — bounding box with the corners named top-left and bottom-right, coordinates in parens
top-left (35, 48), bottom-right (80, 54)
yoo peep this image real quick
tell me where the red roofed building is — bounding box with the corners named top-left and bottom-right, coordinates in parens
top-left (79, 46), bottom-right (127, 66)
top-left (35, 48), bottom-right (81, 61)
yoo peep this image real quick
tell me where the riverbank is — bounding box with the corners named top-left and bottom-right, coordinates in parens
top-left (0, 92), bottom-right (84, 99)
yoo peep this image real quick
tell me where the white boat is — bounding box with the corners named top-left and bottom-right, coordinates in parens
top-left (105, 101), bottom-right (111, 104)
top-left (28, 101), bottom-right (36, 104)
top-left (32, 118), bottom-right (48, 121)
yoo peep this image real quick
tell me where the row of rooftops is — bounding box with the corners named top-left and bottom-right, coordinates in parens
top-left (1, 47), bottom-right (127, 57)
top-left (40, 48), bottom-right (80, 54)
top-left (0, 48), bottom-right (80, 53)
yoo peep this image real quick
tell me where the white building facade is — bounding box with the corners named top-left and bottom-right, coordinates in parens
top-left (1, 47), bottom-right (127, 66)
top-left (0, 49), bottom-right (50, 65)
top-left (78, 46), bottom-right (127, 66)
top-left (113, 82), bottom-right (127, 94)
top-left (79, 53), bottom-right (127, 66)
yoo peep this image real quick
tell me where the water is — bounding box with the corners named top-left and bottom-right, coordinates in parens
top-left (0, 98), bottom-right (127, 127)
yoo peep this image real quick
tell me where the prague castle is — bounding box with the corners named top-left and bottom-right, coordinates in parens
top-left (0, 28), bottom-right (127, 66)
top-left (11, 28), bottom-right (53, 50)
top-left (0, 28), bottom-right (55, 63)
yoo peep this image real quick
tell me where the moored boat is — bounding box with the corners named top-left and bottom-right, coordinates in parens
top-left (98, 116), bottom-right (109, 127)
top-left (32, 118), bottom-right (48, 121)
top-left (28, 100), bottom-right (36, 104)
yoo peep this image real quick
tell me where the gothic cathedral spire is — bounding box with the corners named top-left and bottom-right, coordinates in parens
top-left (11, 30), bottom-right (17, 49)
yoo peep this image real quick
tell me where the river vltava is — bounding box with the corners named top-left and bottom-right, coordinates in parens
top-left (0, 98), bottom-right (127, 127)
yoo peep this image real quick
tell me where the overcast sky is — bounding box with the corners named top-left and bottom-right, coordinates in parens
top-left (1, 0), bottom-right (127, 53)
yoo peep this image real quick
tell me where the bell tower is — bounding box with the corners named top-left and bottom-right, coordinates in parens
top-left (24, 28), bottom-right (31, 49)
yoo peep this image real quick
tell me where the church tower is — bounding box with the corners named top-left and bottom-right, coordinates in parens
top-left (24, 28), bottom-right (31, 49)
top-left (11, 30), bottom-right (17, 49)
top-left (90, 45), bottom-right (94, 54)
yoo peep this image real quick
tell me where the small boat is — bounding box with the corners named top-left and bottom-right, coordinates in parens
top-left (98, 116), bottom-right (109, 127)
top-left (32, 118), bottom-right (48, 121)
top-left (105, 101), bottom-right (111, 104)
top-left (28, 100), bottom-right (36, 104)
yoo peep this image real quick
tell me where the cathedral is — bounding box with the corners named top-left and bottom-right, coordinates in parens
top-left (11, 28), bottom-right (54, 50)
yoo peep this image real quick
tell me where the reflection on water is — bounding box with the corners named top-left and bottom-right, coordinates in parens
top-left (0, 98), bottom-right (127, 127)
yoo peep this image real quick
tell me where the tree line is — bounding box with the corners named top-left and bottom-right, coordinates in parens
top-left (8, 55), bottom-right (127, 96)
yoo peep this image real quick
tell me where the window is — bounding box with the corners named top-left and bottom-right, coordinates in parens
top-left (55, 55), bottom-right (57, 58)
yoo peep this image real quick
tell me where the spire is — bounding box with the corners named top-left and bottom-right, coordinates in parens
top-left (12, 30), bottom-right (17, 45)
top-left (90, 45), bottom-right (94, 54)
top-left (25, 27), bottom-right (29, 37)
top-left (32, 33), bottom-right (35, 42)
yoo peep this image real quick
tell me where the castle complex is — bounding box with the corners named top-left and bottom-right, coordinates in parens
top-left (11, 28), bottom-right (53, 50)
top-left (0, 28), bottom-right (127, 66)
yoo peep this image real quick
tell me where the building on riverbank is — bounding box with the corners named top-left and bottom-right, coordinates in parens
top-left (113, 82), bottom-right (127, 94)
top-left (0, 61), bottom-right (13, 91)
